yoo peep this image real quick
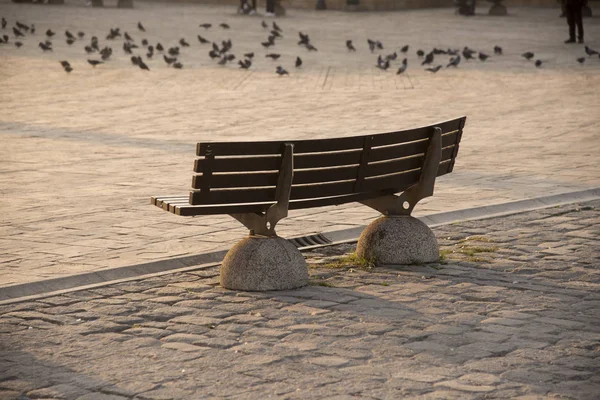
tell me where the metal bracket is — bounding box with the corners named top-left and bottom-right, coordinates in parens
top-left (229, 143), bottom-right (294, 237)
top-left (360, 127), bottom-right (442, 216)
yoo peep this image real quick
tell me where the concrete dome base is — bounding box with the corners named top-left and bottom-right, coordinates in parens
top-left (220, 236), bottom-right (308, 291)
top-left (356, 216), bottom-right (439, 265)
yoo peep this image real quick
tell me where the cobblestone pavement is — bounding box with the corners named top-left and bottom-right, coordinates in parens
top-left (1, 2), bottom-right (600, 286)
top-left (0, 201), bottom-right (598, 399)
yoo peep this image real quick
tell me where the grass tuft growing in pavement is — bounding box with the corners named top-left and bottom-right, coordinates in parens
top-left (320, 252), bottom-right (377, 271)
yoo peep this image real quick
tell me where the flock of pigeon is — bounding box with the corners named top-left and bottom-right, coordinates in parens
top-left (1, 14), bottom-right (599, 76)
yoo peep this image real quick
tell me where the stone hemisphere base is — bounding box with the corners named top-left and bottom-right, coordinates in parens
top-left (220, 236), bottom-right (308, 291)
top-left (356, 216), bottom-right (439, 265)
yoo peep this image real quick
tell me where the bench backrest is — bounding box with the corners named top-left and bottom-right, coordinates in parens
top-left (190, 116), bottom-right (466, 213)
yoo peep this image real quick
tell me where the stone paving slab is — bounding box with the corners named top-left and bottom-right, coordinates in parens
top-left (0, 201), bottom-right (598, 399)
top-left (1, 2), bottom-right (600, 287)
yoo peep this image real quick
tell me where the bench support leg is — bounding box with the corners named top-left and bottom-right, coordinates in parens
top-left (222, 143), bottom-right (308, 291)
top-left (356, 127), bottom-right (442, 265)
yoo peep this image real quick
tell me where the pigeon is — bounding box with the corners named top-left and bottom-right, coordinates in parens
top-left (416, 49), bottom-right (424, 57)
top-left (220, 23), bottom-right (230, 29)
top-left (535, 59), bottom-right (542, 67)
top-left (66, 38), bottom-right (75, 46)
top-left (447, 55), bottom-right (461, 68)
top-left (375, 40), bottom-right (383, 50)
top-left (577, 57), bottom-right (585, 64)
top-left (346, 40), bottom-right (356, 52)
top-left (131, 55), bottom-right (140, 66)
top-left (141, 38), bottom-right (148, 46)
top-left (199, 23), bottom-right (212, 29)
top-left (478, 52), bottom-right (489, 61)
top-left (386, 52), bottom-right (397, 61)
top-left (425, 65), bottom-right (442, 73)
top-left (63, 65), bottom-right (73, 73)
top-left (396, 58), bottom-right (407, 74)
top-left (179, 38), bottom-right (189, 47)
top-left (208, 49), bottom-right (220, 59)
top-left (463, 47), bottom-right (476, 60)
top-left (295, 56), bottom-right (302, 67)
top-left (421, 52), bottom-right (434, 65)
top-left (77, 31), bottom-right (84, 39)
top-left (173, 62), bottom-right (183, 69)
top-left (137, 58), bottom-right (150, 71)
top-left (244, 52), bottom-right (254, 59)
top-left (273, 21), bottom-right (282, 32)
top-left (156, 43), bottom-right (164, 52)
top-left (87, 59), bottom-right (103, 67)
top-left (275, 65), bottom-right (288, 75)
top-left (30, 25), bottom-right (35, 34)
top-left (124, 32), bottom-right (133, 42)
top-left (305, 43), bottom-right (317, 51)
top-left (494, 45), bottom-right (503, 55)
top-left (212, 42), bottom-right (219, 52)
top-left (65, 30), bottom-right (75, 40)
top-left (137, 22), bottom-right (145, 32)
top-left (84, 45), bottom-right (94, 54)
top-left (447, 48), bottom-right (459, 56)
top-left (14, 41), bottom-right (22, 48)
top-left (522, 51), bottom-right (534, 60)
top-left (218, 56), bottom-right (227, 65)
top-left (367, 39), bottom-right (376, 53)
top-left (2, 34), bottom-right (7, 43)
top-left (432, 48), bottom-right (447, 55)
top-left (271, 29), bottom-right (282, 38)
top-left (261, 40), bottom-right (273, 48)
top-left (239, 59), bottom-right (251, 69)
top-left (123, 42), bottom-right (133, 54)
top-left (400, 45), bottom-right (409, 53)
top-left (13, 27), bottom-right (24, 37)
top-left (146, 47), bottom-right (153, 59)
top-left (266, 53), bottom-right (281, 60)
top-left (168, 46), bottom-right (180, 56)
top-left (39, 42), bottom-right (52, 51)
top-left (16, 21), bottom-right (29, 31)
top-left (298, 32), bottom-right (310, 45)
top-left (163, 55), bottom-right (177, 64)
top-left (197, 35), bottom-right (209, 44)
top-left (100, 46), bottom-right (112, 60)
top-left (46, 29), bottom-right (55, 38)
top-left (60, 60), bottom-right (71, 69)
top-left (376, 58), bottom-right (390, 71)
top-left (261, 20), bottom-right (268, 29)
top-left (225, 53), bottom-right (235, 61)
top-left (1, 17), bottom-right (6, 30)
top-left (584, 46), bottom-right (599, 56)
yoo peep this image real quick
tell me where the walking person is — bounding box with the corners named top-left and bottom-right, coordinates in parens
top-left (265, 0), bottom-right (276, 16)
top-left (564, 0), bottom-right (585, 43)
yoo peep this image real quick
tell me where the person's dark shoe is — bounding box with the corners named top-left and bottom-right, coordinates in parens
top-left (564, 38), bottom-right (576, 44)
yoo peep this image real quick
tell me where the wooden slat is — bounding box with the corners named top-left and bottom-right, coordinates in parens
top-left (366, 156), bottom-right (424, 178)
top-left (196, 116), bottom-right (466, 156)
top-left (369, 140), bottom-right (429, 162)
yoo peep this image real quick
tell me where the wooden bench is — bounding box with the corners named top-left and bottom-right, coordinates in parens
top-left (152, 116), bottom-right (466, 291)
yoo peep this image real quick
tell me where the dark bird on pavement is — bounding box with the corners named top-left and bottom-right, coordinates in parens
top-left (432, 48), bottom-right (447, 55)
top-left (66, 38), bottom-right (75, 46)
top-left (478, 52), bottom-right (489, 61)
top-left (137, 22), bottom-right (145, 32)
top-left (239, 59), bottom-right (251, 69)
top-left (2, 35), bottom-right (7, 43)
top-left (426, 65), bottom-right (442, 73)
top-left (273, 21), bottom-right (282, 32)
top-left (131, 55), bottom-right (140, 66)
top-left (173, 62), bottom-right (183, 69)
top-left (141, 38), bottom-right (148, 46)
top-left (305, 43), bottom-right (317, 51)
top-left (218, 56), bottom-right (227, 65)
top-left (65, 30), bottom-right (75, 40)
top-left (276, 66), bottom-right (288, 75)
top-left (261, 20), bottom-right (268, 29)
top-left (376, 58), bottom-right (390, 71)
top-left (123, 42), bottom-right (133, 54)
top-left (91, 37), bottom-right (99, 51)
top-left (197, 35), bottom-right (209, 44)
top-left (46, 29), bottom-right (55, 38)
top-left (447, 48), bottom-right (459, 56)
top-left (577, 57), bottom-right (585, 64)
top-left (220, 23), bottom-right (230, 29)
top-left (421, 52), bottom-right (434, 65)
top-left (298, 32), bottom-right (309, 45)
top-left (522, 51), bottom-right (534, 60)
top-left (39, 42), bottom-right (52, 51)
top-left (397, 58), bottom-right (407, 74)
top-left (87, 59), bottom-right (103, 67)
top-left (16, 21), bottom-right (29, 31)
top-left (535, 59), bottom-right (542, 67)
top-left (367, 39), bottom-right (376, 53)
top-left (30, 25), bottom-right (35, 34)
top-left (584, 46), bottom-right (599, 56)
top-left (400, 45), bottom-right (409, 53)
top-left (295, 56), bottom-right (302, 67)
top-left (84, 45), bottom-right (94, 54)
top-left (225, 54), bottom-right (236, 61)
top-left (77, 31), bottom-right (84, 39)
top-left (15, 41), bottom-right (22, 48)
top-left (138, 58), bottom-right (150, 71)
top-left (261, 40), bottom-right (273, 48)
top-left (179, 38), bottom-right (189, 47)
top-left (163, 55), bottom-right (176, 64)
top-left (346, 40), bottom-right (356, 52)
top-left (63, 65), bottom-right (73, 73)
top-left (494, 45), bottom-right (502, 55)
top-left (221, 39), bottom-right (232, 53)
top-left (386, 52), bottom-right (397, 61)
top-left (271, 29), bottom-right (282, 38)
top-left (1, 17), bottom-right (6, 29)
top-left (446, 55), bottom-right (461, 68)
top-left (462, 47), bottom-right (476, 60)
top-left (100, 46), bottom-right (112, 60)
top-left (212, 42), bottom-right (219, 52)
top-left (208, 49), bottom-right (220, 59)
top-left (146, 45), bottom-right (153, 57)
top-left (376, 40), bottom-right (383, 50)
top-left (12, 27), bottom-right (24, 37)
top-left (244, 52), bottom-right (254, 59)
top-left (45, 40), bottom-right (52, 47)
top-left (199, 23), bottom-right (212, 29)
top-left (124, 32), bottom-right (133, 42)
top-left (416, 49), bottom-right (424, 57)
top-left (156, 43), bottom-right (164, 52)
top-left (60, 60), bottom-right (71, 68)
top-left (168, 46), bottom-right (180, 56)
top-left (266, 53), bottom-right (281, 60)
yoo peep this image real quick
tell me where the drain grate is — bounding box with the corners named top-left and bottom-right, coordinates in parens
top-left (288, 233), bottom-right (332, 249)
